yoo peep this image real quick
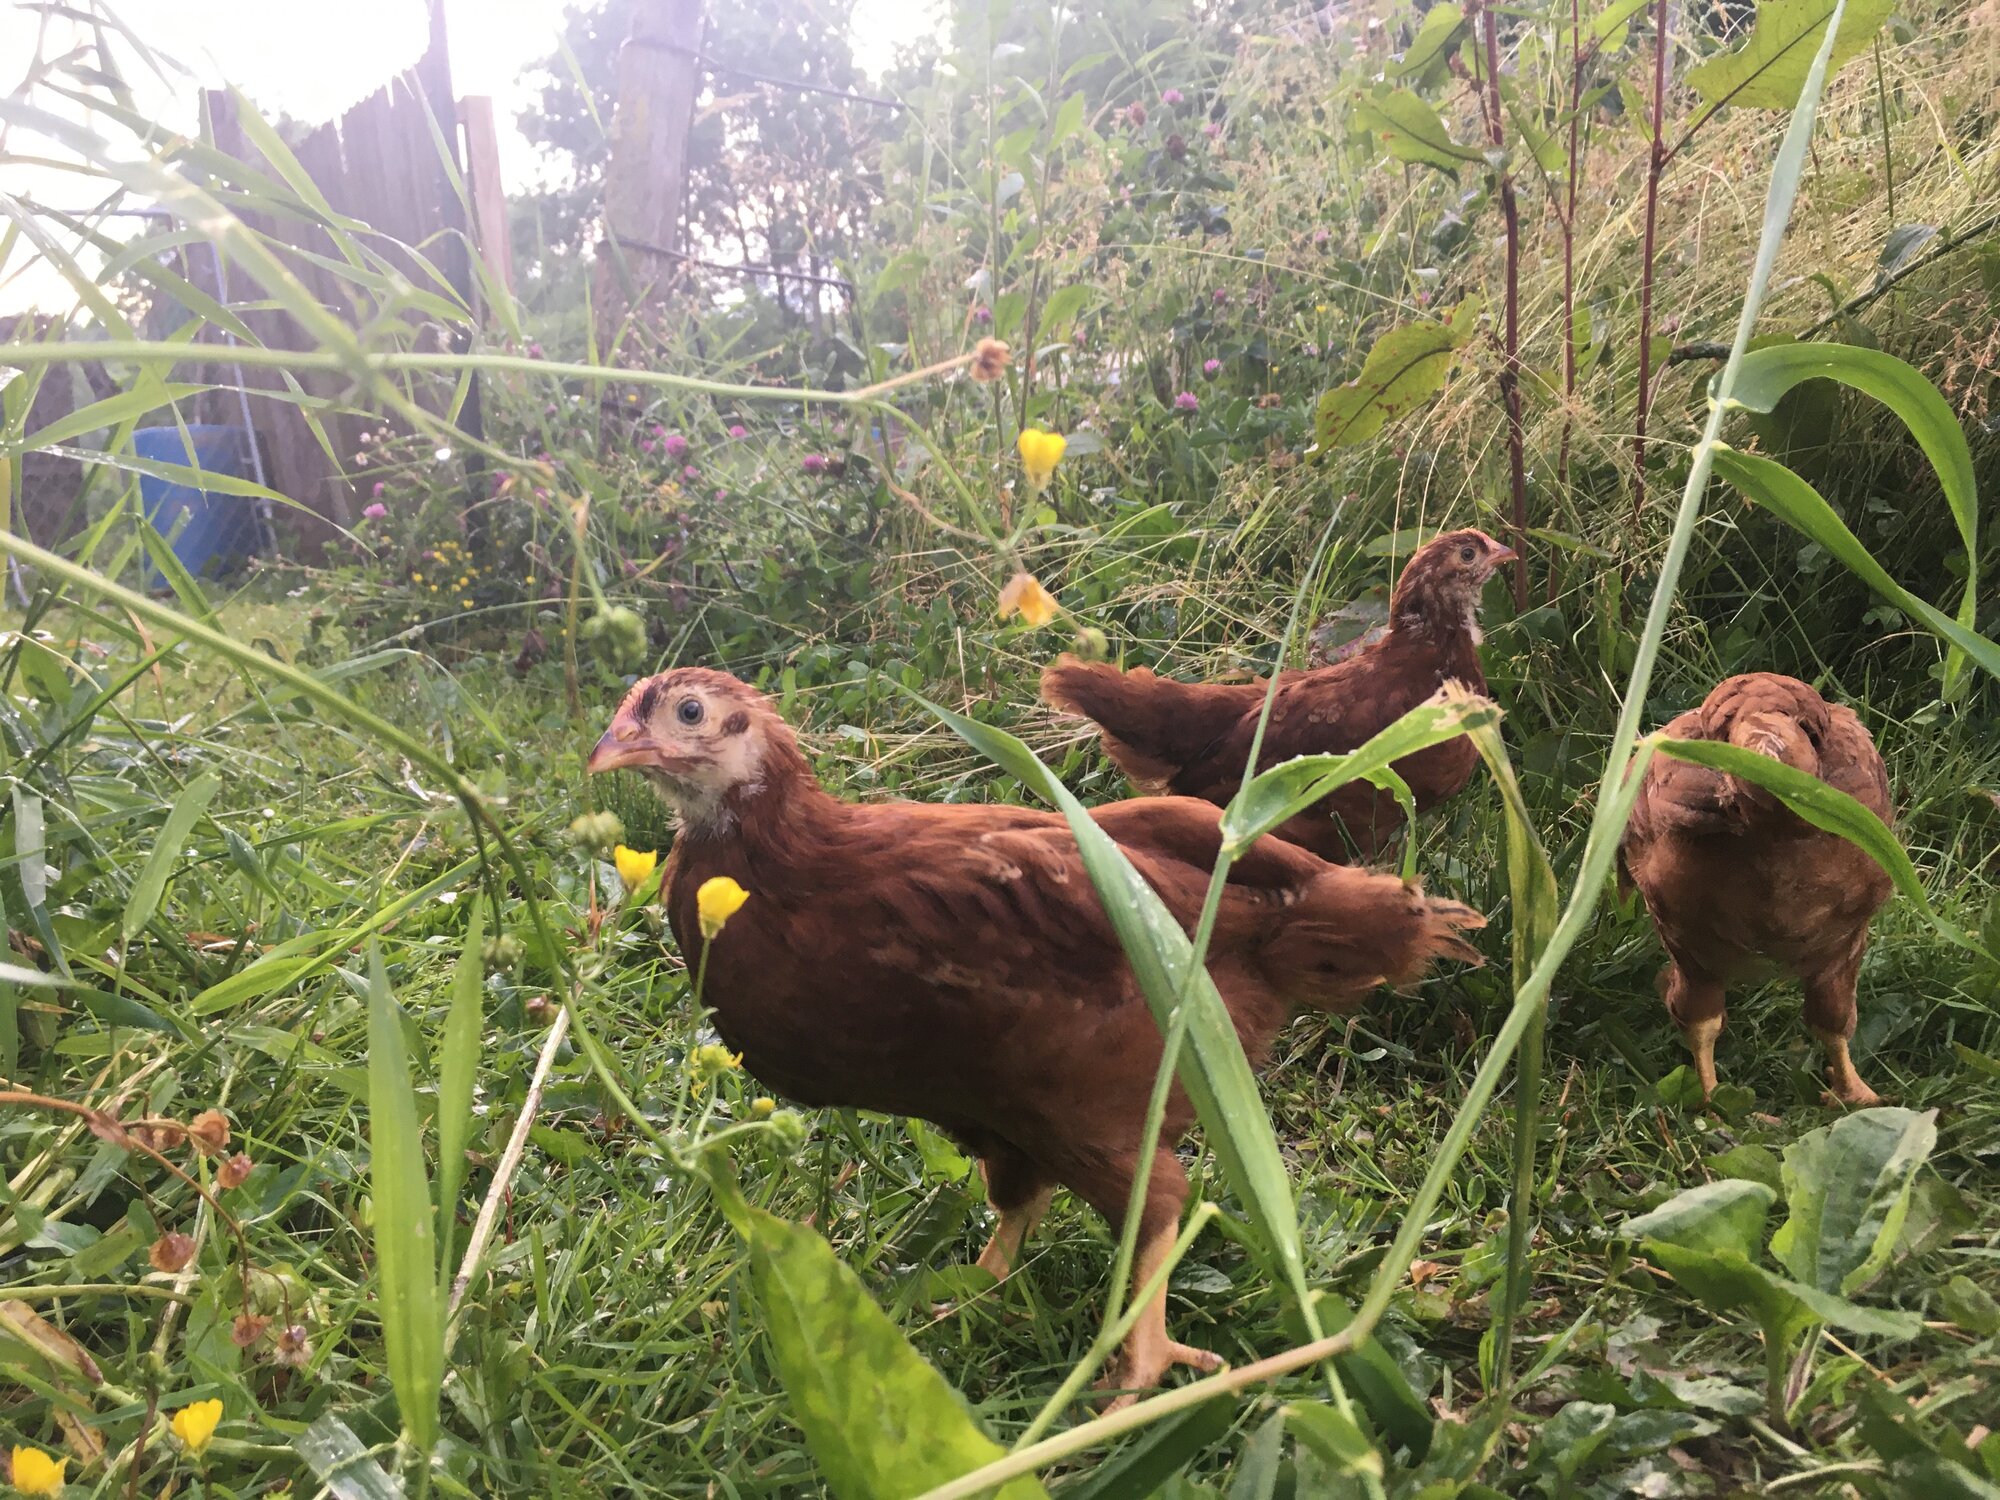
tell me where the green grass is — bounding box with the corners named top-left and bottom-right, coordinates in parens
top-left (4, 578), bottom-right (1993, 1495)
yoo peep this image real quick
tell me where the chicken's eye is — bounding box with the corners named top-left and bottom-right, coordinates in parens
top-left (675, 697), bottom-right (705, 727)
top-left (1458, 545), bottom-right (1477, 563)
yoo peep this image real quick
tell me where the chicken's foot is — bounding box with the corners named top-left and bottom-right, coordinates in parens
top-left (1100, 1223), bottom-right (1225, 1412)
top-left (1683, 1013), bottom-right (1723, 1099)
top-left (975, 1186), bottom-right (1054, 1280)
top-left (1813, 1028), bottom-right (1882, 1108)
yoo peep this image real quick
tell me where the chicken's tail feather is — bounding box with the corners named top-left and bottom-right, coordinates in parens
top-left (1041, 655), bottom-right (1254, 791)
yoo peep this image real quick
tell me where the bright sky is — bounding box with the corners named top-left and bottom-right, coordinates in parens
top-left (0, 0), bottom-right (943, 313)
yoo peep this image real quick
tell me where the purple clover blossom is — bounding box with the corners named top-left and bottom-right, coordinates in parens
top-left (802, 453), bottom-right (829, 476)
top-left (1174, 391), bottom-right (1200, 413)
top-left (682, 465), bottom-right (701, 482)
top-left (362, 502), bottom-right (387, 520)
top-left (640, 439), bottom-right (656, 454)
top-left (371, 480), bottom-right (386, 498)
top-left (663, 433), bottom-right (689, 460)
top-left (1313, 227), bottom-right (1331, 246)
top-left (1202, 120), bottom-right (1222, 140)
top-left (1161, 88), bottom-right (1184, 106)
top-left (728, 423), bottom-right (748, 439)
top-left (1202, 358), bottom-right (1222, 378)
top-left (973, 305), bottom-right (992, 324)
top-left (1212, 287), bottom-right (1229, 305)
top-left (1125, 101), bottom-right (1146, 127)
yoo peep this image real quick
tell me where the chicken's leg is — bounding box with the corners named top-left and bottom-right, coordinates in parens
top-left (1803, 968), bottom-right (1881, 1108)
top-left (1662, 964), bottom-right (1727, 1099)
top-left (975, 1150), bottom-right (1054, 1280)
top-left (1101, 1222), bottom-right (1225, 1412)
top-left (975, 1186), bottom-right (1053, 1280)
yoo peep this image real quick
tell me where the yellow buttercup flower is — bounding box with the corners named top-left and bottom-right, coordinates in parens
top-left (614, 845), bottom-right (660, 892)
top-left (1015, 428), bottom-right (1067, 494)
top-left (998, 572), bottom-right (1060, 628)
top-left (10, 1446), bottom-right (65, 1495)
top-left (171, 1398), bottom-right (223, 1456)
top-left (697, 876), bottom-right (750, 938)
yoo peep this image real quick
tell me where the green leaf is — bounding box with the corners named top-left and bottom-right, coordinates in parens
top-left (1626, 1179), bottom-right (1776, 1259)
top-left (1065, 1396), bottom-right (1234, 1500)
top-left (1311, 1290), bottom-right (1433, 1458)
top-left (1218, 697), bottom-right (1499, 855)
top-left (1314, 299), bottom-right (1481, 450)
top-left (1718, 343), bottom-right (1980, 693)
top-left (918, 695), bottom-right (1314, 1319)
top-left (435, 907), bottom-right (485, 1273)
top-left (731, 1197), bottom-right (1049, 1500)
top-left (1769, 1107), bottom-right (1937, 1297)
top-left (1349, 87), bottom-right (1485, 172)
top-left (120, 772), bottom-right (221, 944)
top-left (1704, 1144), bottom-right (1786, 1195)
top-left (1536, 1400), bottom-right (1618, 1480)
top-left (1049, 90), bottom-right (1087, 150)
top-left (1941, 1275), bottom-right (2000, 1336)
top-left (1685, 0), bottom-right (1894, 111)
top-left (365, 945), bottom-right (445, 1455)
top-left (1653, 734), bottom-right (1995, 965)
top-left (1285, 1400), bottom-right (1384, 1480)
top-left (1227, 1411), bottom-right (1287, 1500)
top-left (1391, 4), bottom-right (1467, 82)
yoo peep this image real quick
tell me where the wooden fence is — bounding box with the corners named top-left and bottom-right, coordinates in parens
top-left (186, 0), bottom-right (511, 551)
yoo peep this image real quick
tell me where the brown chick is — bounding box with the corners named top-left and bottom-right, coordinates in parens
top-left (588, 667), bottom-right (1484, 1404)
top-left (1042, 528), bottom-right (1517, 862)
top-left (1618, 673), bottom-right (1894, 1107)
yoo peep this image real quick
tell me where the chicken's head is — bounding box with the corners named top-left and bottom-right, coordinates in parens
top-left (587, 667), bottom-right (800, 828)
top-left (1389, 529), bottom-right (1517, 638)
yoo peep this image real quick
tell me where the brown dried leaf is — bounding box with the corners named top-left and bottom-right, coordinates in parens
top-left (148, 1232), bottom-right (197, 1274)
top-left (0, 1301), bottom-right (103, 1384)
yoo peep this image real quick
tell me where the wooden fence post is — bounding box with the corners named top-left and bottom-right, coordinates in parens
top-left (593, 0), bottom-right (706, 356)
top-left (459, 96), bottom-right (516, 299)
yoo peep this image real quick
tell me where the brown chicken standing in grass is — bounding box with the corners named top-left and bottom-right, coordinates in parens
top-left (1618, 673), bottom-right (1894, 1107)
top-left (1041, 529), bottom-right (1517, 862)
top-left (588, 667), bottom-right (1484, 1404)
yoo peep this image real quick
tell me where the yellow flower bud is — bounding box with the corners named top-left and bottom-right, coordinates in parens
top-left (613, 845), bottom-right (659, 892)
top-left (8, 1447), bottom-right (65, 1496)
top-left (997, 572), bottom-right (1060, 629)
top-left (697, 876), bottom-right (750, 938)
top-left (1015, 428), bottom-right (1067, 494)
top-left (172, 1397), bottom-right (224, 1456)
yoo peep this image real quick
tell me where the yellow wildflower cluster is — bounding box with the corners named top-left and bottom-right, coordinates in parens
top-left (690, 1041), bottom-right (743, 1092)
top-left (409, 537), bottom-right (489, 610)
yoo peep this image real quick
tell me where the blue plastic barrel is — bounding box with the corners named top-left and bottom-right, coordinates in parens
top-left (133, 425), bottom-right (257, 586)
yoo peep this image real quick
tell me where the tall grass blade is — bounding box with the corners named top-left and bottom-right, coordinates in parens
top-left (1711, 446), bottom-right (2000, 684)
top-left (365, 944), bottom-right (445, 1456)
top-left (435, 909), bottom-right (484, 1277)
top-left (119, 770), bottom-right (220, 945)
top-left (1217, 697), bottom-right (1500, 854)
top-left (1718, 343), bottom-right (1980, 694)
top-left (1653, 736), bottom-right (1995, 963)
top-left (924, 696), bottom-right (1311, 1291)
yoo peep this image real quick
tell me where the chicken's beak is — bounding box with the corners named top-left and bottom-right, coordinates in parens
top-left (587, 715), bottom-right (664, 774)
top-left (1485, 540), bottom-right (1519, 569)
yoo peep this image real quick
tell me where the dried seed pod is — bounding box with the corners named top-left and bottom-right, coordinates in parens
top-left (272, 1323), bottom-right (313, 1368)
top-left (149, 1232), bottom-right (197, 1274)
top-left (217, 1153), bottom-right (255, 1190)
top-left (231, 1313), bottom-right (270, 1348)
top-left (969, 338), bottom-right (1011, 383)
top-left (187, 1110), bottom-right (231, 1157)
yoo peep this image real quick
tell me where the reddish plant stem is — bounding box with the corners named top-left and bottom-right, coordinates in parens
top-left (1475, 0), bottom-right (1530, 609)
top-left (1553, 0), bottom-right (1584, 603)
top-left (1632, 0), bottom-right (1672, 526)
